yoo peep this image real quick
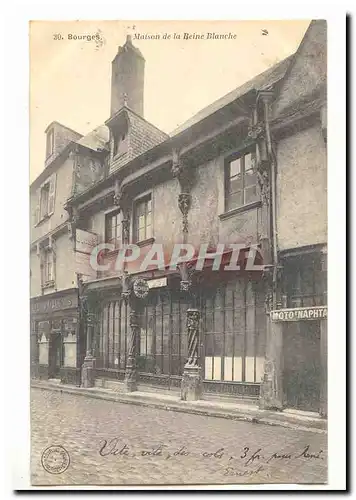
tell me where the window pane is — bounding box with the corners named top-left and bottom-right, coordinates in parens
top-left (244, 168), bottom-right (256, 188)
top-left (244, 186), bottom-right (257, 204)
top-left (146, 224), bottom-right (152, 239)
top-left (229, 158), bottom-right (241, 177)
top-left (111, 216), bottom-right (117, 230)
top-left (138, 214), bottom-right (145, 229)
top-left (147, 199), bottom-right (152, 212)
top-left (137, 201), bottom-right (145, 217)
top-left (227, 191), bottom-right (243, 210)
top-left (138, 227), bottom-right (145, 242)
top-left (146, 212), bottom-right (152, 227)
top-left (244, 153), bottom-right (253, 171)
top-left (229, 176), bottom-right (243, 194)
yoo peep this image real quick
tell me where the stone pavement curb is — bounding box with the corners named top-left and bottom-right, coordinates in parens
top-left (31, 381), bottom-right (327, 434)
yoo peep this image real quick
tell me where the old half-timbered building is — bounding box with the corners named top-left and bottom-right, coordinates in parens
top-left (30, 120), bottom-right (109, 385)
top-left (38, 20), bottom-right (327, 416)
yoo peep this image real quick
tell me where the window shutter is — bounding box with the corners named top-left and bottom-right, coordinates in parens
top-left (48, 173), bottom-right (56, 216)
top-left (35, 189), bottom-right (41, 224)
top-left (51, 239), bottom-right (57, 285)
top-left (40, 251), bottom-right (44, 287)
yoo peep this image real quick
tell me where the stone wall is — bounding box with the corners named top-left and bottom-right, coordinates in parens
top-left (276, 124), bottom-right (327, 251)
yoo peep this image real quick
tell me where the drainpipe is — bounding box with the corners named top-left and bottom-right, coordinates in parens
top-left (261, 92), bottom-right (279, 309)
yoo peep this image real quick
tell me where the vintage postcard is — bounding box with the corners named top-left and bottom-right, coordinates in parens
top-left (29, 19), bottom-right (330, 488)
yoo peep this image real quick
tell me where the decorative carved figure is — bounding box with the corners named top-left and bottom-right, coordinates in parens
top-left (248, 122), bottom-right (265, 140)
top-left (178, 193), bottom-right (191, 233)
top-left (186, 308), bottom-right (200, 366)
top-left (122, 218), bottom-right (130, 244)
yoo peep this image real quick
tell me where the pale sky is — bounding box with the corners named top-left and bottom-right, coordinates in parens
top-left (30, 20), bottom-right (310, 182)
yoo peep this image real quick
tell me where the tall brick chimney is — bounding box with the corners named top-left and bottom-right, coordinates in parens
top-left (110, 35), bottom-right (145, 117)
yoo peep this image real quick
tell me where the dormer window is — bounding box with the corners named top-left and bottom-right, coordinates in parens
top-left (46, 128), bottom-right (54, 158)
top-left (111, 114), bottom-right (129, 159)
top-left (113, 130), bottom-right (128, 158)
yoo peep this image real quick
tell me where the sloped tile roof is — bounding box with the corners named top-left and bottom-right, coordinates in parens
top-left (76, 124), bottom-right (110, 151)
top-left (127, 108), bottom-right (169, 158)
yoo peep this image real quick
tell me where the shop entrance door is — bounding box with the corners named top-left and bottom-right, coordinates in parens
top-left (49, 331), bottom-right (62, 379)
top-left (283, 321), bottom-right (321, 412)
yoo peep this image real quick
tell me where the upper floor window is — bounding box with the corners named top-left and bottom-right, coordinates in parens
top-left (225, 151), bottom-right (257, 211)
top-left (40, 182), bottom-right (50, 219)
top-left (282, 252), bottom-right (324, 308)
top-left (134, 195), bottom-right (152, 243)
top-left (46, 129), bottom-right (54, 158)
top-left (105, 210), bottom-right (122, 249)
top-left (35, 174), bottom-right (56, 224)
top-left (41, 248), bottom-right (54, 286)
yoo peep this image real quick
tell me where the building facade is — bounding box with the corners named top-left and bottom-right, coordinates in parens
top-left (30, 120), bottom-right (109, 384)
top-left (31, 22), bottom-right (327, 415)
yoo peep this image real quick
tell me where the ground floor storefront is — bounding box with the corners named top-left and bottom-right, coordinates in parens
top-left (89, 274), bottom-right (266, 401)
top-left (30, 256), bottom-right (327, 416)
top-left (30, 288), bottom-right (83, 385)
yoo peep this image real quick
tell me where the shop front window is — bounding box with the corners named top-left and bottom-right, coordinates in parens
top-left (201, 279), bottom-right (266, 383)
top-left (282, 251), bottom-right (324, 308)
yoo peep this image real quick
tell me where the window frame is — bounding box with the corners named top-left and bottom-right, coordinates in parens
top-left (105, 209), bottom-right (122, 250)
top-left (42, 248), bottom-right (55, 287)
top-left (46, 129), bottom-right (54, 159)
top-left (224, 148), bottom-right (257, 212)
top-left (282, 252), bottom-right (325, 308)
top-left (40, 182), bottom-right (50, 219)
top-left (133, 194), bottom-right (153, 244)
top-left (113, 129), bottom-right (128, 159)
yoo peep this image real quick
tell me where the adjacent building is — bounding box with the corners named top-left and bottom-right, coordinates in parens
top-left (30, 21), bottom-right (327, 415)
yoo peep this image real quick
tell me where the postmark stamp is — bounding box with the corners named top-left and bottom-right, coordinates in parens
top-left (41, 445), bottom-right (70, 474)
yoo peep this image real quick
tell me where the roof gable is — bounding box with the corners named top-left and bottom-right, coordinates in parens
top-left (273, 20), bottom-right (327, 117)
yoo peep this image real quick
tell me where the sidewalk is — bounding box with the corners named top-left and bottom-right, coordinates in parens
top-left (31, 379), bottom-right (327, 434)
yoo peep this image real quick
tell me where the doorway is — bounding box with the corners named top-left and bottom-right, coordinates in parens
top-left (48, 331), bottom-right (62, 379)
top-left (283, 321), bottom-right (321, 412)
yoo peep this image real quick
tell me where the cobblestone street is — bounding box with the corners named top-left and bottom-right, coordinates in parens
top-left (31, 388), bottom-right (327, 486)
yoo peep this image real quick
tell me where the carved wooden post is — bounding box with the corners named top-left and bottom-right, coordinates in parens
top-left (259, 269), bottom-right (284, 410)
top-left (178, 192), bottom-right (192, 292)
top-left (123, 277), bottom-right (148, 392)
top-left (81, 293), bottom-right (96, 389)
top-left (123, 299), bottom-right (139, 392)
top-left (172, 150), bottom-right (202, 400)
top-left (114, 179), bottom-right (130, 245)
top-left (181, 308), bottom-right (202, 401)
top-left (178, 192), bottom-right (191, 236)
top-left (172, 151), bottom-right (195, 293)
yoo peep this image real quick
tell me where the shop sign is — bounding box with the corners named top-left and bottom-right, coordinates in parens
top-left (31, 293), bottom-right (78, 315)
top-left (270, 306), bottom-right (327, 322)
top-left (147, 277), bottom-right (167, 289)
top-left (75, 229), bottom-right (98, 254)
top-left (133, 278), bottom-right (149, 299)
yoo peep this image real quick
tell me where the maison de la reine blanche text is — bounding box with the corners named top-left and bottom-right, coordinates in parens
top-left (132, 33), bottom-right (237, 40)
